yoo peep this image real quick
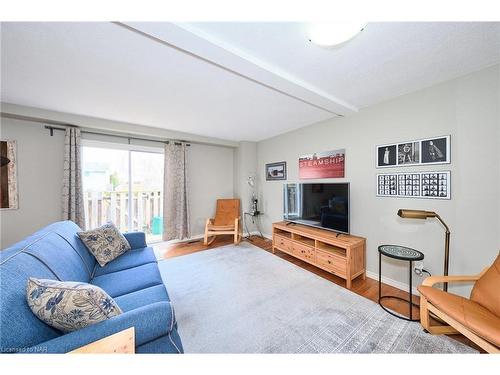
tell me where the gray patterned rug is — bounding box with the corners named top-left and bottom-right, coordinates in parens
top-left (158, 242), bottom-right (476, 353)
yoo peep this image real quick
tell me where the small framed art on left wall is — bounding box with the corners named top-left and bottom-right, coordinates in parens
top-left (0, 140), bottom-right (18, 210)
top-left (265, 161), bottom-right (287, 181)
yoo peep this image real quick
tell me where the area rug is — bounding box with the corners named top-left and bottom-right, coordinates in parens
top-left (157, 242), bottom-right (476, 353)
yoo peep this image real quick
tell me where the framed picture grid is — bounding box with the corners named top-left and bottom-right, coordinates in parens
top-left (377, 171), bottom-right (451, 200)
top-left (376, 135), bottom-right (450, 168)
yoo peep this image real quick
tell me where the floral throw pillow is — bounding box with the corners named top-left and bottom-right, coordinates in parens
top-left (26, 277), bottom-right (122, 333)
top-left (78, 222), bottom-right (131, 267)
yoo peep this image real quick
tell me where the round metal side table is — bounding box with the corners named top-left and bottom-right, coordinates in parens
top-left (378, 245), bottom-right (424, 322)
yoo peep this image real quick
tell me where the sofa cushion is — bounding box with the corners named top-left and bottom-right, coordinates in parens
top-left (114, 284), bottom-right (170, 312)
top-left (78, 223), bottom-right (131, 267)
top-left (123, 231), bottom-right (147, 249)
top-left (21, 232), bottom-right (91, 282)
top-left (418, 285), bottom-right (500, 347)
top-left (45, 221), bottom-right (97, 275)
top-left (27, 278), bottom-right (122, 333)
top-left (470, 254), bottom-right (500, 317)
top-left (0, 252), bottom-right (63, 352)
top-left (92, 246), bottom-right (157, 278)
top-left (91, 262), bottom-right (164, 298)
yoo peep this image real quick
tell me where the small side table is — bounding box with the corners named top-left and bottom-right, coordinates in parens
top-left (378, 245), bottom-right (424, 322)
top-left (243, 211), bottom-right (264, 241)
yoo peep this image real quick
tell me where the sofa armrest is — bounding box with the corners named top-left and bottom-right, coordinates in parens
top-left (28, 301), bottom-right (177, 353)
top-left (123, 231), bottom-right (147, 249)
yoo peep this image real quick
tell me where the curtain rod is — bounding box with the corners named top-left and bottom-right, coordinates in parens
top-left (1, 111), bottom-right (238, 148)
top-left (44, 125), bottom-right (190, 146)
top-left (1, 111), bottom-right (197, 146)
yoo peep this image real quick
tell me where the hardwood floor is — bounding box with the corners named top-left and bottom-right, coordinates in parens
top-left (154, 234), bottom-right (481, 352)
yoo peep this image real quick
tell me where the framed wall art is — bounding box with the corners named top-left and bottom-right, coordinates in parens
top-left (1, 140), bottom-right (19, 210)
top-left (376, 171), bottom-right (451, 200)
top-left (265, 161), bottom-right (287, 181)
top-left (299, 149), bottom-right (345, 179)
top-left (376, 135), bottom-right (450, 168)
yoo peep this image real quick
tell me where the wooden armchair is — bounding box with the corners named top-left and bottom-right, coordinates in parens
top-left (203, 199), bottom-right (242, 245)
top-left (418, 254), bottom-right (500, 353)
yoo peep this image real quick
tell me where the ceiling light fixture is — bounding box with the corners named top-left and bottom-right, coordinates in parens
top-left (308, 22), bottom-right (366, 47)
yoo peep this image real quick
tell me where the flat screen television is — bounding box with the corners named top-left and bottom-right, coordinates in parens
top-left (283, 183), bottom-right (349, 234)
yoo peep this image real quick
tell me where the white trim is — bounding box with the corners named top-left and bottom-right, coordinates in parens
top-left (127, 149), bottom-right (133, 231)
top-left (366, 270), bottom-right (420, 296)
top-left (262, 232), bottom-right (273, 240)
top-left (150, 233), bottom-right (205, 246)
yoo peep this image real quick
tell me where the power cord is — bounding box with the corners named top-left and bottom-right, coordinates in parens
top-left (415, 267), bottom-right (431, 277)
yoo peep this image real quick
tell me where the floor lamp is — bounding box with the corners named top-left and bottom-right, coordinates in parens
top-left (397, 209), bottom-right (451, 292)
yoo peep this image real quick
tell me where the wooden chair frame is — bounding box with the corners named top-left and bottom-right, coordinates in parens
top-left (203, 216), bottom-right (242, 246)
top-left (419, 268), bottom-right (499, 354)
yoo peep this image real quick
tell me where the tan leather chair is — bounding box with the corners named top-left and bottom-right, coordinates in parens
top-left (418, 253), bottom-right (500, 353)
top-left (203, 199), bottom-right (242, 245)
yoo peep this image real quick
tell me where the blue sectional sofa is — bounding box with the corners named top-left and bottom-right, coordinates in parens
top-left (0, 221), bottom-right (183, 354)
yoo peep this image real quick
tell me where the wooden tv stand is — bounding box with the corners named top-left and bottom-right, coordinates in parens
top-left (272, 221), bottom-right (366, 289)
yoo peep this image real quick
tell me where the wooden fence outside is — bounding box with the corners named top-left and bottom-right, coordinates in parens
top-left (84, 190), bottom-right (162, 234)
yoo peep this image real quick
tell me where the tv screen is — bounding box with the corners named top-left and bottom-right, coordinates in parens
top-left (283, 183), bottom-right (349, 233)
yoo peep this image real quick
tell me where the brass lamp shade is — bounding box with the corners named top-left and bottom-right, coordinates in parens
top-left (397, 209), bottom-right (437, 219)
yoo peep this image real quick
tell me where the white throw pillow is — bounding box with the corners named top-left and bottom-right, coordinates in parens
top-left (78, 222), bottom-right (131, 267)
top-left (26, 277), bottom-right (122, 333)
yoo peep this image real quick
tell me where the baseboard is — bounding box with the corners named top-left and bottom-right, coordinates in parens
top-left (159, 233), bottom-right (417, 297)
top-left (155, 231), bottom-right (268, 246)
top-left (263, 233), bottom-right (416, 296)
top-left (365, 270), bottom-right (420, 296)
top-left (150, 233), bottom-right (205, 246)
top-left (262, 232), bottom-right (273, 240)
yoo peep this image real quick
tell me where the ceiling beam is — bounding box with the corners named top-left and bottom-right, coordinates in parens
top-left (116, 22), bottom-right (358, 117)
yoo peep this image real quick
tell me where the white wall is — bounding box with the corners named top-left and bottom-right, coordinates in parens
top-left (0, 118), bottom-right (235, 247)
top-left (257, 65), bottom-right (500, 296)
top-left (188, 143), bottom-right (234, 236)
top-left (233, 141), bottom-right (258, 213)
top-left (0, 119), bottom-right (65, 248)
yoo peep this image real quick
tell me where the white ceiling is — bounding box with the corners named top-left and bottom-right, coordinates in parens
top-left (1, 22), bottom-right (499, 142)
top-left (186, 22), bottom-right (500, 108)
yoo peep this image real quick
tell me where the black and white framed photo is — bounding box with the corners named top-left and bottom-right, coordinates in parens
top-left (376, 144), bottom-right (397, 167)
top-left (376, 171), bottom-right (451, 200)
top-left (376, 135), bottom-right (450, 168)
top-left (265, 161), bottom-right (287, 181)
top-left (421, 135), bottom-right (450, 164)
top-left (397, 142), bottom-right (420, 165)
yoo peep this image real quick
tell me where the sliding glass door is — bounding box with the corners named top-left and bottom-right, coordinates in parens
top-left (82, 142), bottom-right (164, 242)
top-left (130, 150), bottom-right (163, 241)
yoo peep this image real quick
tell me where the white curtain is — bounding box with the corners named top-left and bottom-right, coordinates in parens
top-left (163, 142), bottom-right (190, 240)
top-left (62, 127), bottom-right (85, 229)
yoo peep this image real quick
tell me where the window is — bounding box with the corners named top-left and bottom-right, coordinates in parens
top-left (82, 142), bottom-right (164, 242)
